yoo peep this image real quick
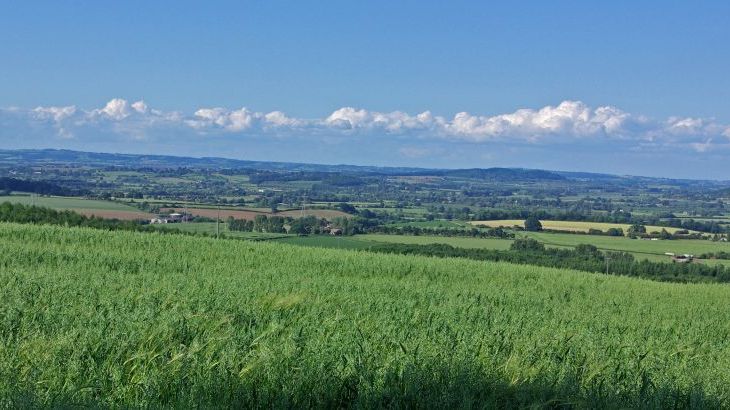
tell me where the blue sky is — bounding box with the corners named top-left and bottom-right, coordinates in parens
top-left (1, 1), bottom-right (730, 178)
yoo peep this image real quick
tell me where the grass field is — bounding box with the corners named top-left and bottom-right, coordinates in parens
top-left (471, 220), bottom-right (693, 234)
top-left (1, 222), bottom-right (730, 407)
top-left (0, 195), bottom-right (152, 220)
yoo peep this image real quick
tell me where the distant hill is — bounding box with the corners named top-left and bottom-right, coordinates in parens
top-left (0, 148), bottom-right (727, 185)
top-left (437, 168), bottom-right (565, 181)
top-left (0, 149), bottom-right (426, 174)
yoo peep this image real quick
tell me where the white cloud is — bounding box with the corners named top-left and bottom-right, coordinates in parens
top-left (2, 98), bottom-right (729, 153)
top-left (131, 100), bottom-right (148, 114)
top-left (32, 105), bottom-right (77, 122)
top-left (324, 107), bottom-right (443, 134)
top-left (94, 98), bottom-right (132, 120)
top-left (445, 101), bottom-right (644, 142)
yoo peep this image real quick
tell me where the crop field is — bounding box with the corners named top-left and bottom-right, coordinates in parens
top-left (1, 222), bottom-right (730, 407)
top-left (0, 195), bottom-right (152, 220)
top-left (471, 220), bottom-right (692, 234)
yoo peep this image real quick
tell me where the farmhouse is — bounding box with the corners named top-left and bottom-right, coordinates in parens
top-left (150, 212), bottom-right (191, 224)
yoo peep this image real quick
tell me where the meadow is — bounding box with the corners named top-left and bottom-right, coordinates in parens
top-left (1, 222), bottom-right (730, 407)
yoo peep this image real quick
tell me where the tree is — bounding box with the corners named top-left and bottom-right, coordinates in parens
top-left (575, 244), bottom-right (601, 257)
top-left (337, 202), bottom-right (358, 215)
top-left (524, 216), bottom-right (542, 232)
top-left (606, 227), bottom-right (624, 237)
top-left (627, 223), bottom-right (646, 237)
top-left (510, 238), bottom-right (545, 252)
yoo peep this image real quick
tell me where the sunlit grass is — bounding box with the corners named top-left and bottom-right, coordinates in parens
top-left (1, 222), bottom-right (729, 407)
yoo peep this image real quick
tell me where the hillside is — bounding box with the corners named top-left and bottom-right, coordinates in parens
top-left (1, 223), bottom-right (730, 407)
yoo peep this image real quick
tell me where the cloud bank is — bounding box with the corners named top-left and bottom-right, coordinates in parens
top-left (3, 98), bottom-right (730, 179)
top-left (3, 99), bottom-right (728, 153)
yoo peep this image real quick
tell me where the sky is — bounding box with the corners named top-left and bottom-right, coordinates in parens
top-left (1, 1), bottom-right (730, 179)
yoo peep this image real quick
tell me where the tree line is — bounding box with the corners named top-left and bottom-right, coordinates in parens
top-left (0, 178), bottom-right (87, 196)
top-left (367, 238), bottom-right (730, 284)
top-left (367, 225), bottom-right (515, 239)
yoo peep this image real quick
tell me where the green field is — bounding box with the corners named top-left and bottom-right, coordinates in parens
top-left (0, 195), bottom-right (140, 211)
top-left (3, 222), bottom-right (730, 407)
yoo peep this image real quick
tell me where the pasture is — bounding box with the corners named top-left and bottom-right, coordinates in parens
top-left (1, 223), bottom-right (730, 407)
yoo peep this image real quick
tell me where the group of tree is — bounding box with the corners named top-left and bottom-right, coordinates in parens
top-left (227, 215), bottom-right (331, 235)
top-left (369, 225), bottom-right (514, 239)
top-left (0, 177), bottom-right (86, 196)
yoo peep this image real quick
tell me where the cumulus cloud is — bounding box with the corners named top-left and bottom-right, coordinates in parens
top-left (1, 98), bottom-right (729, 153)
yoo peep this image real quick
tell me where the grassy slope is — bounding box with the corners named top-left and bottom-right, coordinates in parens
top-left (1, 223), bottom-right (730, 407)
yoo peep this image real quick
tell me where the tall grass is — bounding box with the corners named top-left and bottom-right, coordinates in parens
top-left (1, 222), bottom-right (729, 407)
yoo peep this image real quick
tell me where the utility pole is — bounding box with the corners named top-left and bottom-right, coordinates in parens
top-left (216, 203), bottom-right (220, 239)
top-left (301, 193), bottom-right (307, 218)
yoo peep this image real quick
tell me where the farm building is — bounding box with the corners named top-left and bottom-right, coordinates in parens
top-left (665, 253), bottom-right (694, 263)
top-left (150, 212), bottom-right (191, 224)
